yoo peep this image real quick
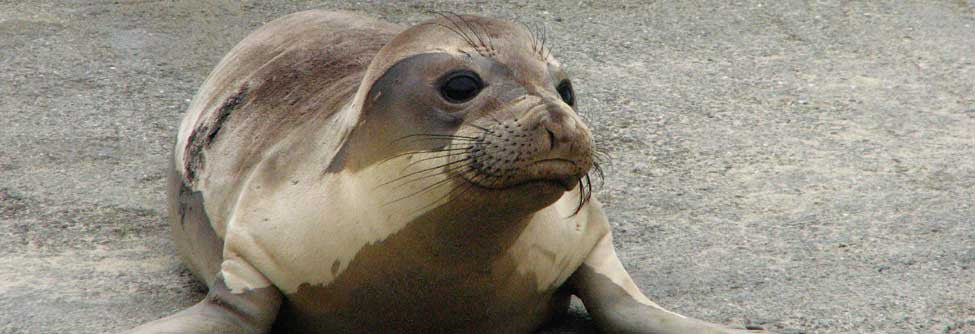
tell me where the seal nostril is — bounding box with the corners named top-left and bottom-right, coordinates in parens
top-left (546, 128), bottom-right (556, 151)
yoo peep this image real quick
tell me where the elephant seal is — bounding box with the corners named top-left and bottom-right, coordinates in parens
top-left (128, 10), bottom-right (767, 334)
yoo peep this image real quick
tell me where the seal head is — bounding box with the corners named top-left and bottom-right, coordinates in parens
top-left (339, 14), bottom-right (595, 214)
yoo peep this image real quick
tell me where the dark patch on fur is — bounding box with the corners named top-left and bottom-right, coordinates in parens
top-left (176, 174), bottom-right (205, 228)
top-left (330, 260), bottom-right (342, 276)
top-left (323, 140), bottom-right (350, 173)
top-left (208, 87), bottom-right (249, 144)
top-left (167, 160), bottom-right (226, 286)
top-left (183, 132), bottom-right (205, 184)
top-left (271, 196), bottom-right (572, 333)
top-left (183, 86), bottom-right (249, 184)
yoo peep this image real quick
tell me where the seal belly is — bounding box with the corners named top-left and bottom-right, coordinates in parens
top-left (275, 263), bottom-right (571, 333)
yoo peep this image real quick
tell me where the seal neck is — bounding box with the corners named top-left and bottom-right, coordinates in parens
top-left (411, 201), bottom-right (539, 265)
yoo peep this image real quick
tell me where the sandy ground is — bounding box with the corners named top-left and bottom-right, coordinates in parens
top-left (1, 1), bottom-right (973, 333)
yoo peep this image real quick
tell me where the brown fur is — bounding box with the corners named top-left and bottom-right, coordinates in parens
top-left (182, 11), bottom-right (400, 187)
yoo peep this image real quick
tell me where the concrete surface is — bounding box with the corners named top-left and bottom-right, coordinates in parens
top-left (1, 1), bottom-right (973, 333)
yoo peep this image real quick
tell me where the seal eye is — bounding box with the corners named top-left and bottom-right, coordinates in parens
top-left (557, 79), bottom-right (575, 107)
top-left (440, 71), bottom-right (484, 103)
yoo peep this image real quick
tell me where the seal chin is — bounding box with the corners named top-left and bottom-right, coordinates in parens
top-left (552, 176), bottom-right (579, 191)
top-left (486, 176), bottom-right (576, 192)
top-left (460, 176), bottom-right (574, 205)
top-left (456, 172), bottom-right (583, 214)
top-left (514, 177), bottom-right (578, 194)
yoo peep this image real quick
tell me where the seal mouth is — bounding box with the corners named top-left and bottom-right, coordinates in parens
top-left (532, 159), bottom-right (583, 190)
top-left (461, 158), bottom-right (585, 192)
top-left (461, 175), bottom-right (576, 192)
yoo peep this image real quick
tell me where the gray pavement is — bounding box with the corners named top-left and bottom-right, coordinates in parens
top-left (1, 1), bottom-right (973, 333)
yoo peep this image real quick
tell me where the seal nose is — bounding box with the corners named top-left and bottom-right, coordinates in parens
top-left (540, 106), bottom-right (582, 153)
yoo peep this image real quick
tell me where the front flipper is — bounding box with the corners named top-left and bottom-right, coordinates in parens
top-left (125, 274), bottom-right (282, 334)
top-left (569, 233), bottom-right (767, 334)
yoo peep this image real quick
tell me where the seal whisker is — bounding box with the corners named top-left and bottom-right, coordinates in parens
top-left (495, 99), bottom-right (530, 127)
top-left (465, 122), bottom-right (494, 135)
top-left (484, 109), bottom-right (505, 125)
top-left (398, 150), bottom-right (472, 172)
top-left (394, 133), bottom-right (479, 142)
top-left (394, 138), bottom-right (479, 148)
top-left (383, 178), bottom-right (452, 207)
top-left (583, 174), bottom-right (593, 206)
top-left (407, 134), bottom-right (478, 140)
top-left (537, 23), bottom-right (547, 60)
top-left (414, 168), bottom-right (482, 213)
top-left (518, 21), bottom-right (540, 58)
top-left (376, 158), bottom-right (473, 189)
top-left (467, 115), bottom-right (504, 139)
top-left (591, 160), bottom-right (605, 182)
top-left (591, 150), bottom-right (611, 174)
top-left (384, 135), bottom-right (478, 152)
top-left (512, 100), bottom-right (548, 125)
top-left (428, 11), bottom-right (473, 42)
top-left (389, 165), bottom-right (469, 191)
top-left (377, 157), bottom-right (473, 190)
top-left (480, 21), bottom-right (497, 53)
top-left (542, 24), bottom-right (554, 60)
top-left (429, 11), bottom-right (482, 53)
top-left (449, 12), bottom-right (489, 52)
top-left (431, 22), bottom-right (478, 49)
top-left (390, 159), bottom-right (478, 191)
top-left (533, 22), bottom-right (545, 60)
top-left (384, 163), bottom-right (475, 207)
top-left (573, 178), bottom-right (586, 215)
top-left (378, 146), bottom-right (473, 166)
